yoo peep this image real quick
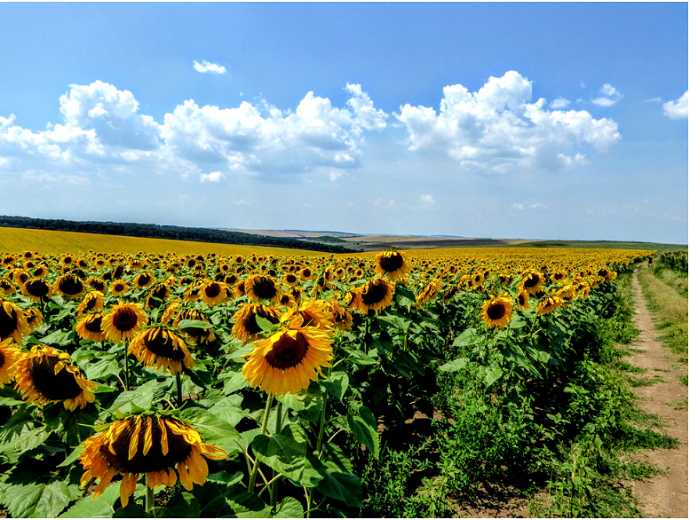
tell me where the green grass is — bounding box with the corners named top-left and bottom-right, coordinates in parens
top-left (678, 375), bottom-right (688, 386)
top-left (666, 397), bottom-right (688, 411)
top-left (629, 375), bottom-right (665, 387)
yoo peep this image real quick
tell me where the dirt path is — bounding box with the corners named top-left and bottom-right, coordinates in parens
top-left (626, 265), bottom-right (688, 518)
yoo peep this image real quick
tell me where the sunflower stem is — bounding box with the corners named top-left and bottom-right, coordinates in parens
top-left (270, 402), bottom-right (284, 508)
top-left (248, 394), bottom-right (274, 492)
top-left (145, 482), bottom-right (154, 513)
top-left (122, 343), bottom-right (129, 390)
top-left (175, 373), bottom-right (183, 407)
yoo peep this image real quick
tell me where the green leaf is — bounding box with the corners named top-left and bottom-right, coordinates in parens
top-left (484, 365), bottom-right (504, 387)
top-left (85, 357), bottom-right (120, 381)
top-left (452, 328), bottom-right (478, 347)
top-left (310, 453), bottom-right (363, 507)
top-left (347, 406), bottom-right (379, 458)
top-left (343, 348), bottom-right (378, 366)
top-left (274, 496), bottom-right (305, 518)
top-left (176, 319), bottom-right (214, 330)
top-left (377, 313), bottom-right (412, 333)
top-left (220, 370), bottom-right (250, 395)
top-left (152, 491), bottom-right (200, 517)
top-left (40, 329), bottom-right (74, 347)
top-left (0, 426), bottom-right (50, 456)
top-left (179, 407), bottom-right (240, 457)
top-left (5, 481), bottom-right (72, 518)
top-left (321, 372), bottom-right (349, 401)
top-left (58, 446), bottom-right (83, 468)
top-left (254, 315), bottom-right (276, 334)
top-left (208, 398), bottom-right (247, 427)
top-left (279, 385), bottom-right (324, 424)
top-left (439, 357), bottom-right (469, 373)
top-left (113, 379), bottom-right (169, 414)
top-left (59, 482), bottom-right (121, 518)
top-left (252, 433), bottom-right (309, 483)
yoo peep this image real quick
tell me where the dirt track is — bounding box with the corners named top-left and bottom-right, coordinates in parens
top-left (626, 266), bottom-right (688, 517)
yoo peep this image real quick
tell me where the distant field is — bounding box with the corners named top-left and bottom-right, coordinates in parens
top-left (0, 227), bottom-right (322, 256)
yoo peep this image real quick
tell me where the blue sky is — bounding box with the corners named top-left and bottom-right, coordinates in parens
top-left (0, 3), bottom-right (687, 243)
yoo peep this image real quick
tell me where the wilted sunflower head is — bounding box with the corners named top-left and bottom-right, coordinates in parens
top-left (326, 300), bottom-right (353, 331)
top-left (374, 250), bottom-right (409, 281)
top-left (245, 275), bottom-right (281, 304)
top-left (54, 274), bottom-right (85, 300)
top-left (77, 291), bottom-right (105, 317)
top-left (102, 302), bottom-right (149, 343)
top-left (481, 293), bottom-right (513, 329)
top-left (129, 327), bottom-right (194, 375)
top-left (231, 303), bottom-right (281, 342)
top-left (24, 308), bottom-right (43, 332)
top-left (0, 338), bottom-right (24, 387)
top-left (80, 413), bottom-right (226, 508)
top-left (0, 300), bottom-right (30, 344)
top-left (355, 278), bottom-right (395, 313)
top-left (416, 278), bottom-right (442, 307)
top-left (76, 312), bottom-right (107, 342)
top-left (242, 325), bottom-right (334, 396)
top-left (12, 345), bottom-right (96, 410)
top-left (22, 278), bottom-right (52, 302)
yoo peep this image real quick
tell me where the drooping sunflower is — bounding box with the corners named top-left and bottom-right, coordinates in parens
top-left (516, 290), bottom-right (531, 311)
top-left (86, 277), bottom-right (107, 292)
top-left (0, 338), bottom-right (24, 387)
top-left (102, 302), bottom-right (149, 343)
top-left (556, 284), bottom-right (578, 304)
top-left (245, 275), bottom-right (281, 304)
top-left (77, 291), bottom-right (105, 317)
top-left (198, 281), bottom-right (228, 307)
top-left (174, 309), bottom-right (216, 346)
top-left (242, 325), bottom-right (333, 396)
top-left (13, 345), bottom-right (96, 410)
top-left (135, 272), bottom-right (155, 289)
top-left (518, 270), bottom-right (544, 295)
top-left (536, 295), bottom-right (564, 315)
top-left (284, 300), bottom-right (334, 330)
top-left (0, 278), bottom-right (15, 296)
top-left (22, 278), bottom-right (52, 302)
top-left (54, 273), bottom-right (86, 300)
top-left (0, 300), bottom-right (31, 344)
top-left (374, 250), bottom-right (409, 281)
top-left (79, 413), bottom-right (227, 508)
top-left (355, 278), bottom-right (395, 313)
top-left (110, 280), bottom-right (129, 297)
top-left (231, 303), bottom-right (281, 342)
top-left (129, 328), bottom-right (194, 375)
top-left (161, 299), bottom-right (183, 325)
top-left (24, 308), bottom-right (43, 332)
top-left (76, 312), bottom-right (107, 342)
top-left (326, 299), bottom-right (353, 331)
top-left (481, 293), bottom-right (513, 329)
top-left (416, 278), bottom-right (442, 306)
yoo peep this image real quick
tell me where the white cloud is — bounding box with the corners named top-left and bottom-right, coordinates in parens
top-left (531, 202), bottom-right (548, 210)
top-left (193, 60), bottom-right (227, 75)
top-left (231, 199), bottom-right (250, 205)
top-left (420, 194), bottom-right (436, 205)
top-left (645, 97), bottom-right (663, 103)
top-left (663, 91), bottom-right (688, 119)
top-left (200, 170), bottom-right (225, 183)
top-left (396, 71), bottom-right (620, 172)
top-left (511, 203), bottom-right (525, 211)
top-left (550, 97), bottom-right (571, 109)
top-left (591, 83), bottom-right (623, 107)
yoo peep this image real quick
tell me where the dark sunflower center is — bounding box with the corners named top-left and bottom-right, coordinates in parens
top-left (265, 332), bottom-right (309, 370)
top-left (252, 278), bottom-right (277, 299)
top-left (302, 269), bottom-right (312, 278)
top-left (26, 280), bottom-right (50, 297)
top-left (145, 331), bottom-right (186, 361)
top-left (554, 273), bottom-right (563, 280)
top-left (205, 283), bottom-right (221, 298)
top-left (0, 307), bottom-right (18, 338)
top-left (0, 351), bottom-right (4, 368)
top-left (113, 308), bottom-right (139, 332)
top-left (114, 283), bottom-right (125, 292)
top-left (361, 281), bottom-right (388, 305)
top-left (90, 280), bottom-right (106, 291)
top-left (487, 302), bottom-right (506, 320)
top-left (101, 417), bottom-right (192, 473)
top-left (286, 274), bottom-right (297, 284)
top-left (59, 276), bottom-right (84, 296)
top-left (518, 294), bottom-right (526, 305)
top-left (523, 274), bottom-right (539, 288)
top-left (138, 274), bottom-right (151, 286)
top-left (380, 254), bottom-right (403, 272)
top-left (29, 356), bottom-right (83, 400)
top-left (598, 269), bottom-right (608, 277)
top-left (85, 315), bottom-right (104, 333)
top-left (244, 308), bottom-right (279, 335)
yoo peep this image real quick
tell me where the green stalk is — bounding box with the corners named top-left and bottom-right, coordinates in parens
top-left (145, 481), bottom-right (154, 513)
top-left (122, 343), bottom-right (129, 390)
top-left (248, 394), bottom-right (274, 492)
top-left (270, 402), bottom-right (284, 508)
top-left (316, 394), bottom-right (328, 458)
top-left (175, 373), bottom-right (183, 407)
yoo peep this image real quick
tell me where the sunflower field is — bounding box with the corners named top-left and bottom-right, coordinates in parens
top-left (0, 246), bottom-right (653, 517)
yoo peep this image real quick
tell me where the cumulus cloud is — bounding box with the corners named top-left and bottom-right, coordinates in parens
top-left (550, 97), bottom-right (571, 109)
top-left (200, 171), bottom-right (225, 183)
top-left (591, 83), bottom-right (623, 107)
top-left (663, 91), bottom-right (688, 119)
top-left (396, 71), bottom-right (621, 172)
top-left (193, 60), bottom-right (227, 74)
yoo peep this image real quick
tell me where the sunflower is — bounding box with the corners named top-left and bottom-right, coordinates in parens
top-left (231, 303), bottom-right (281, 342)
top-left (198, 281), bottom-right (228, 307)
top-left (518, 271), bottom-right (544, 295)
top-left (354, 278), bottom-right (395, 313)
top-left (22, 278), bottom-right (52, 302)
top-left (86, 277), bottom-right (107, 292)
top-left (24, 308), bottom-right (43, 332)
top-left (536, 295), bottom-right (564, 315)
top-left (279, 293), bottom-right (296, 308)
top-left (300, 267), bottom-right (313, 281)
top-left (374, 250), bottom-right (409, 281)
top-left (135, 272), bottom-right (155, 289)
top-left (284, 300), bottom-right (334, 330)
top-left (242, 325), bottom-right (333, 396)
top-left (0, 300), bottom-right (31, 344)
top-left (54, 273), bottom-right (86, 300)
top-left (326, 300), bottom-right (353, 331)
top-left (416, 278), bottom-right (442, 306)
top-left (31, 265), bottom-right (48, 278)
top-left (556, 284), bottom-right (577, 304)
top-left (102, 302), bottom-right (149, 343)
top-left (13, 345), bottom-right (96, 410)
top-left (282, 273), bottom-right (299, 286)
top-left (129, 328), bottom-right (194, 375)
top-left (0, 338), bottom-right (24, 387)
top-left (76, 312), bottom-right (107, 342)
top-left (111, 280), bottom-right (129, 297)
top-left (77, 291), bottom-right (105, 317)
top-left (481, 293), bottom-right (513, 329)
top-left (174, 309), bottom-right (216, 346)
top-left (245, 275), bottom-right (281, 304)
top-left (161, 299), bottom-right (182, 325)
top-left (79, 413), bottom-right (226, 508)
top-left (516, 290), bottom-right (530, 311)
top-left (13, 269), bottom-right (30, 285)
top-left (0, 278), bottom-right (15, 296)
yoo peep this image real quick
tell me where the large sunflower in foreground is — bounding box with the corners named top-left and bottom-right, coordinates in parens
top-left (481, 293), bottom-right (514, 329)
top-left (0, 300), bottom-right (31, 344)
top-left (13, 345), bottom-right (96, 410)
top-left (242, 325), bottom-right (333, 396)
top-left (374, 250), bottom-right (409, 281)
top-left (102, 302), bottom-right (149, 343)
top-left (129, 327), bottom-right (194, 375)
top-left (80, 413), bottom-right (227, 507)
top-left (354, 278), bottom-right (395, 313)
top-left (0, 338), bottom-right (24, 387)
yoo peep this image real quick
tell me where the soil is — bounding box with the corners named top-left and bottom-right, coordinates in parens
top-left (625, 265), bottom-right (688, 518)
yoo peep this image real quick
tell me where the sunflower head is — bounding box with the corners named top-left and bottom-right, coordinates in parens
top-left (80, 413), bottom-right (226, 508)
top-left (354, 277), bottom-right (395, 313)
top-left (0, 278), bottom-right (15, 296)
top-left (24, 307), bottom-right (43, 332)
top-left (242, 325), bottom-right (333, 396)
top-left (326, 300), bottom-right (353, 331)
top-left (0, 300), bottom-right (31, 344)
top-left (0, 338), bottom-right (24, 387)
top-left (54, 274), bottom-right (86, 300)
top-left (283, 300), bottom-right (335, 330)
top-left (23, 278), bottom-right (52, 302)
top-left (245, 275), bottom-right (281, 304)
top-left (129, 327), bottom-right (194, 375)
top-left (416, 278), bottom-right (442, 307)
top-left (536, 295), bottom-right (564, 315)
top-left (519, 270), bottom-right (544, 295)
top-left (12, 345), bottom-right (96, 410)
top-left (76, 312), bottom-right (107, 342)
top-left (77, 291), bottom-right (105, 317)
top-left (231, 303), bottom-right (281, 342)
top-left (198, 281), bottom-right (228, 307)
top-left (374, 250), bottom-right (409, 281)
top-left (481, 293), bottom-right (513, 329)
top-left (516, 290), bottom-right (530, 311)
top-left (102, 302), bottom-right (149, 343)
